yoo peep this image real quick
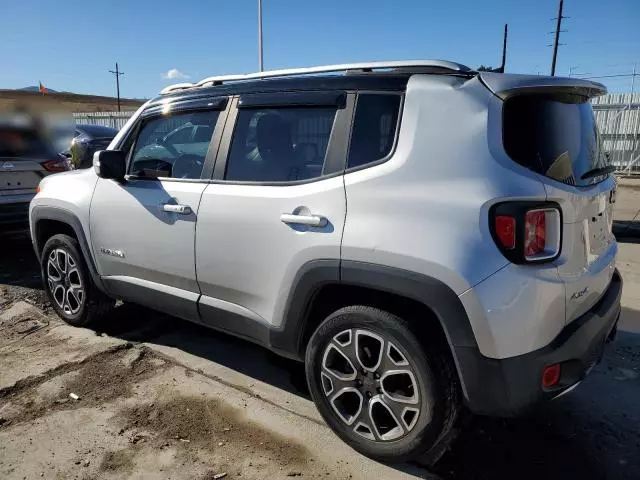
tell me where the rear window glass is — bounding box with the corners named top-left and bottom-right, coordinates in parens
top-left (503, 93), bottom-right (609, 186)
top-left (0, 128), bottom-right (54, 158)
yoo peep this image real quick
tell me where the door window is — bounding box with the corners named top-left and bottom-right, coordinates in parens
top-left (129, 110), bottom-right (219, 179)
top-left (347, 94), bottom-right (401, 169)
top-left (225, 107), bottom-right (337, 182)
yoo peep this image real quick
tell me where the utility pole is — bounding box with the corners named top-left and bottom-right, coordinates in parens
top-left (498, 23), bottom-right (508, 73)
top-left (109, 63), bottom-right (124, 112)
top-left (258, 0), bottom-right (264, 71)
top-left (550, 0), bottom-right (564, 76)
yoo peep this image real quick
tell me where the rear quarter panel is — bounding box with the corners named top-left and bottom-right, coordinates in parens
top-left (342, 75), bottom-right (545, 295)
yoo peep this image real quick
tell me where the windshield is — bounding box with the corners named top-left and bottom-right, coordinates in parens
top-left (503, 93), bottom-right (609, 187)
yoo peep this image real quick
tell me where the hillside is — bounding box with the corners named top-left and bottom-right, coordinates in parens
top-left (0, 89), bottom-right (145, 113)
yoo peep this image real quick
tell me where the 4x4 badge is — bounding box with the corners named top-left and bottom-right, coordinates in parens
top-left (570, 287), bottom-right (589, 301)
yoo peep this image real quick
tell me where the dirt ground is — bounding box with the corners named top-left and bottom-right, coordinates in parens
top-left (1, 179), bottom-right (639, 480)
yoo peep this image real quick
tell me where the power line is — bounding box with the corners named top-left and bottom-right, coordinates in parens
top-left (576, 73), bottom-right (638, 79)
top-left (108, 63), bottom-right (124, 112)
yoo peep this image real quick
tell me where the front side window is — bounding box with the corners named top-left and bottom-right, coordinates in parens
top-left (347, 94), bottom-right (401, 169)
top-left (225, 107), bottom-right (337, 182)
top-left (129, 110), bottom-right (219, 179)
top-left (503, 93), bottom-right (609, 186)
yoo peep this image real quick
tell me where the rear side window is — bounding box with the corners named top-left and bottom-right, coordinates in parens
top-left (129, 110), bottom-right (218, 179)
top-left (347, 94), bottom-right (401, 169)
top-left (225, 107), bottom-right (337, 182)
top-left (503, 93), bottom-right (608, 186)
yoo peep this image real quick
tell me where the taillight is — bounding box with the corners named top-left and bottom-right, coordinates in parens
top-left (524, 210), bottom-right (546, 257)
top-left (494, 215), bottom-right (516, 249)
top-left (40, 156), bottom-right (70, 173)
top-left (490, 202), bottom-right (561, 264)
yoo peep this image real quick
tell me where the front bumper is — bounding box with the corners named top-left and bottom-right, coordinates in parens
top-left (457, 268), bottom-right (622, 417)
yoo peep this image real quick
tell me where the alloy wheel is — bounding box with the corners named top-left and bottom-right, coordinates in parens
top-left (47, 248), bottom-right (84, 315)
top-left (320, 328), bottom-right (424, 442)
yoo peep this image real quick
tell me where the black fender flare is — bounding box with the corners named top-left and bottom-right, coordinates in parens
top-left (270, 259), bottom-right (490, 411)
top-left (30, 206), bottom-right (109, 294)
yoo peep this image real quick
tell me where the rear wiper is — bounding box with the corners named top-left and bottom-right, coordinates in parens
top-left (580, 165), bottom-right (616, 180)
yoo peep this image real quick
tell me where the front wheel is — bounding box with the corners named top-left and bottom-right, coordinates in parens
top-left (41, 234), bottom-right (114, 327)
top-left (305, 305), bottom-right (459, 463)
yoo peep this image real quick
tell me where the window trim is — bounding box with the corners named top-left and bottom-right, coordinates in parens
top-left (210, 92), bottom-right (354, 186)
top-left (121, 99), bottom-right (230, 182)
top-left (343, 91), bottom-right (404, 175)
top-left (238, 91), bottom-right (347, 109)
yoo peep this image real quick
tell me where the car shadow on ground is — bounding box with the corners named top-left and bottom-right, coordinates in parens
top-left (97, 304), bottom-right (639, 480)
top-left (613, 221), bottom-right (640, 244)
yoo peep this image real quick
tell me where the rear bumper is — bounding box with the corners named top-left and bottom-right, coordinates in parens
top-left (0, 201), bottom-right (31, 227)
top-left (458, 268), bottom-right (622, 416)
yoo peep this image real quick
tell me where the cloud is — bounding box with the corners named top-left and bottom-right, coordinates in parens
top-left (162, 68), bottom-right (190, 80)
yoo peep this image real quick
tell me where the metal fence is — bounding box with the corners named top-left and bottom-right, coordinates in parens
top-left (592, 93), bottom-right (640, 174)
top-left (72, 111), bottom-right (135, 130)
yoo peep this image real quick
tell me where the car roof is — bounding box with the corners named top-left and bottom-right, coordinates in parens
top-left (76, 124), bottom-right (118, 137)
top-left (152, 73), bottom-right (420, 106)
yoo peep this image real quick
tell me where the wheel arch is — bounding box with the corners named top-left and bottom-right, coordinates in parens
top-left (270, 259), bottom-right (484, 409)
top-left (30, 206), bottom-right (107, 293)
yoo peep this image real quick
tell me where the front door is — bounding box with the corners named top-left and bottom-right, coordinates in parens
top-left (90, 107), bottom-right (224, 320)
top-left (195, 94), bottom-right (349, 340)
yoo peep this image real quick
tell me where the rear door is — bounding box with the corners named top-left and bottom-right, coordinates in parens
top-left (500, 84), bottom-right (617, 325)
top-left (194, 92), bottom-right (350, 340)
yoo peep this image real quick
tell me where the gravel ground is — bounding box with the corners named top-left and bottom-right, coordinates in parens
top-left (1, 182), bottom-right (639, 479)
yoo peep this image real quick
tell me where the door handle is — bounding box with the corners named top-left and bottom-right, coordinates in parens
top-left (162, 203), bottom-right (192, 215)
top-left (280, 213), bottom-right (327, 227)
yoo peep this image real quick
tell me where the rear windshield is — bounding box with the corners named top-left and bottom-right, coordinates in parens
top-left (0, 128), bottom-right (54, 158)
top-left (503, 93), bottom-right (609, 186)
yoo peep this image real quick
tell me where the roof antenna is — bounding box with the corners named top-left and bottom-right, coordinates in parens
top-left (497, 24), bottom-right (508, 73)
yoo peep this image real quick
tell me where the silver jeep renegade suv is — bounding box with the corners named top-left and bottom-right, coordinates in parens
top-left (29, 60), bottom-right (622, 463)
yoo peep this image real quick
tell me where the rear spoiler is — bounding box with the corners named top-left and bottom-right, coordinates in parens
top-left (479, 72), bottom-right (607, 100)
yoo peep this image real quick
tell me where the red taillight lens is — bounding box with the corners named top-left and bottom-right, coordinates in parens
top-left (495, 215), bottom-right (516, 249)
top-left (524, 210), bottom-right (546, 257)
top-left (542, 364), bottom-right (561, 388)
top-left (40, 157), bottom-right (70, 173)
top-left (491, 203), bottom-right (560, 264)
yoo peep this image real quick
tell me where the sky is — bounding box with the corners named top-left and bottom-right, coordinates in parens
top-left (3, 0), bottom-right (639, 99)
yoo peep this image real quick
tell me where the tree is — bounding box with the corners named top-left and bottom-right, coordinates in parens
top-left (477, 65), bottom-right (495, 72)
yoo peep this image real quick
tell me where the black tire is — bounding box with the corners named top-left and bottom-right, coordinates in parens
top-left (41, 234), bottom-right (114, 327)
top-left (305, 305), bottom-right (460, 464)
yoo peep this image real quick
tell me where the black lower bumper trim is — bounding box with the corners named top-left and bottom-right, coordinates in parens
top-left (458, 269), bottom-right (623, 417)
top-left (0, 202), bottom-right (30, 226)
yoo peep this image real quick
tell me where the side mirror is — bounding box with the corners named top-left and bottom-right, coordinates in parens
top-left (94, 150), bottom-right (126, 182)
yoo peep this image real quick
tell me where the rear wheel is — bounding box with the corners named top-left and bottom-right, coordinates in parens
top-left (305, 305), bottom-right (459, 463)
top-left (41, 234), bottom-right (114, 326)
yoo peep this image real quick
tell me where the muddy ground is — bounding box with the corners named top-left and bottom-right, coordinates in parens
top-left (1, 178), bottom-right (639, 480)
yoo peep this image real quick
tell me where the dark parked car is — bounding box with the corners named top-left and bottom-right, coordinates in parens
top-left (1, 121), bottom-right (70, 228)
top-left (70, 124), bottom-right (119, 169)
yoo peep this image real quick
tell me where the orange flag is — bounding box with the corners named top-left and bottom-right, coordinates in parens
top-left (39, 81), bottom-right (48, 95)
